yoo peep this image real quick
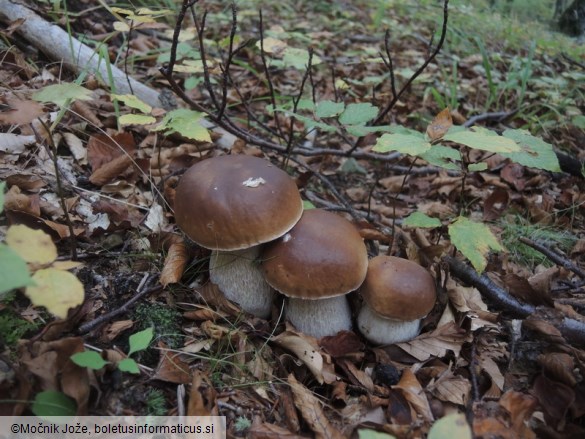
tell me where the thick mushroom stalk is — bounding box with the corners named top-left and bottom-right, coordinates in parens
top-left (286, 296), bottom-right (352, 339)
top-left (209, 247), bottom-right (272, 318)
top-left (174, 155), bottom-right (303, 318)
top-left (357, 303), bottom-right (421, 345)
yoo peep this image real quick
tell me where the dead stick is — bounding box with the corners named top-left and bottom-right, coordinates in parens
top-left (445, 256), bottom-right (585, 345)
top-left (78, 283), bottom-right (162, 334)
top-left (518, 237), bottom-right (585, 279)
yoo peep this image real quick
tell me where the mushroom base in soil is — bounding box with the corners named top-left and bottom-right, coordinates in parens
top-left (357, 303), bottom-right (421, 345)
top-left (286, 295), bottom-right (352, 339)
top-left (209, 247), bottom-right (273, 319)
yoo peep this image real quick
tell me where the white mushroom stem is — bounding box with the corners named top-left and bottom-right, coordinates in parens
top-left (209, 246), bottom-right (273, 318)
top-left (286, 295), bottom-right (351, 338)
top-left (357, 303), bottom-right (422, 345)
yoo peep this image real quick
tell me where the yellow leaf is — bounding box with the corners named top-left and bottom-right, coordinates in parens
top-left (51, 261), bottom-right (83, 270)
top-left (6, 225), bottom-right (57, 265)
top-left (113, 21), bottom-right (130, 32)
top-left (119, 114), bottom-right (156, 126)
top-left (26, 268), bottom-right (84, 319)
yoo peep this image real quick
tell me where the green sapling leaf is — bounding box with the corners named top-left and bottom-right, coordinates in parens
top-left (500, 129), bottom-right (561, 172)
top-left (443, 126), bottom-right (520, 153)
top-left (372, 133), bottom-right (432, 156)
top-left (0, 244), bottom-right (33, 296)
top-left (118, 358), bottom-right (140, 374)
top-left (70, 351), bottom-right (109, 370)
top-left (316, 100), bottom-right (345, 118)
top-left (33, 84), bottom-right (93, 107)
top-left (339, 103), bottom-right (378, 126)
top-left (403, 212), bottom-right (442, 228)
top-left (127, 327), bottom-right (154, 356)
top-left (31, 390), bottom-right (77, 417)
top-left (448, 217), bottom-right (503, 273)
top-left (153, 109), bottom-right (211, 142)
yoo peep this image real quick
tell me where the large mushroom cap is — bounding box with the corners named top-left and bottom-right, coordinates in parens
top-left (361, 255), bottom-right (436, 321)
top-left (174, 155), bottom-right (303, 251)
top-left (261, 209), bottom-right (368, 299)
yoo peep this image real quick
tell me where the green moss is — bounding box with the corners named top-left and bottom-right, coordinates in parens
top-left (132, 303), bottom-right (183, 350)
top-left (0, 309), bottom-right (41, 347)
top-left (145, 388), bottom-right (167, 416)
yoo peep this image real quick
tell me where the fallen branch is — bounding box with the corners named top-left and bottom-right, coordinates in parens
top-left (0, 0), bottom-right (160, 107)
top-left (445, 256), bottom-right (585, 345)
top-left (462, 109), bottom-right (519, 128)
top-left (519, 237), bottom-right (585, 279)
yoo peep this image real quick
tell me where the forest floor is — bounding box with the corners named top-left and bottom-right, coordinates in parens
top-left (1, 0), bottom-right (585, 438)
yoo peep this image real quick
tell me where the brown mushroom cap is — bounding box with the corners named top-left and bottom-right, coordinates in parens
top-left (174, 155), bottom-right (303, 251)
top-left (361, 255), bottom-right (436, 321)
top-left (261, 209), bottom-right (368, 299)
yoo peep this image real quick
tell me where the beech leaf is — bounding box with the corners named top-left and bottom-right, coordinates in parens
top-left (448, 217), bottom-right (503, 273)
top-left (25, 268), bottom-right (84, 319)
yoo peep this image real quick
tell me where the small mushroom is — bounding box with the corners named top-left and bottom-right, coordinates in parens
top-left (174, 155), bottom-right (303, 318)
top-left (261, 209), bottom-right (368, 338)
top-left (357, 255), bottom-right (436, 345)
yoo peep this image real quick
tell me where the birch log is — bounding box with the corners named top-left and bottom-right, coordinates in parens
top-left (0, 0), bottom-right (238, 149)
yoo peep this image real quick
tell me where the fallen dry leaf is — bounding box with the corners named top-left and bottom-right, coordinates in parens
top-left (272, 331), bottom-right (336, 384)
top-left (159, 238), bottom-right (189, 286)
top-left (287, 374), bottom-right (344, 439)
top-left (396, 322), bottom-right (471, 362)
top-left (393, 369), bottom-right (434, 422)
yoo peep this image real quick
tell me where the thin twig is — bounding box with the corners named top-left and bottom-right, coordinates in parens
top-left (217, 3), bottom-right (238, 120)
top-left (259, 9), bottom-right (284, 139)
top-left (463, 108), bottom-right (519, 128)
top-left (78, 277), bottom-right (162, 334)
top-left (347, 0), bottom-right (450, 156)
top-left (286, 156), bottom-right (362, 222)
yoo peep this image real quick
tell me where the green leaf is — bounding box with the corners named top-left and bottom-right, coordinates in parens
top-left (302, 200), bottom-right (316, 210)
top-left (111, 93), bottom-right (152, 114)
top-left (358, 429), bottom-right (396, 439)
top-left (277, 110), bottom-right (336, 133)
top-left (281, 47), bottom-right (321, 69)
top-left (428, 413), bottom-right (472, 439)
top-left (339, 103), bottom-right (378, 126)
top-left (118, 358), bottom-right (140, 374)
top-left (316, 100), bottom-right (345, 118)
top-left (127, 327), bottom-right (154, 356)
top-left (70, 351), bottom-right (109, 370)
top-left (443, 126), bottom-right (520, 153)
top-left (153, 109), bottom-right (211, 142)
top-left (448, 217), bottom-right (503, 273)
top-left (572, 115), bottom-right (585, 129)
top-left (372, 133), bottom-right (432, 156)
top-left (31, 391), bottom-right (77, 417)
top-left (0, 244), bottom-right (33, 295)
top-left (468, 162), bottom-right (488, 171)
top-left (340, 158), bottom-right (367, 175)
top-left (500, 129), bottom-right (561, 172)
top-left (33, 83), bottom-right (93, 107)
top-left (420, 144), bottom-right (461, 170)
top-left (403, 212), bottom-right (442, 228)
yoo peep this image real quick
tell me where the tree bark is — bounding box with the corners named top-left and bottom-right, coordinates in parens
top-left (558, 0), bottom-right (585, 36)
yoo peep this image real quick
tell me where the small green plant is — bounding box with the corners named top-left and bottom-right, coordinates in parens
top-left (0, 309), bottom-right (42, 347)
top-left (234, 416), bottom-right (252, 433)
top-left (71, 327), bottom-right (154, 374)
top-left (145, 388), bottom-right (167, 416)
top-left (501, 217), bottom-right (576, 268)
